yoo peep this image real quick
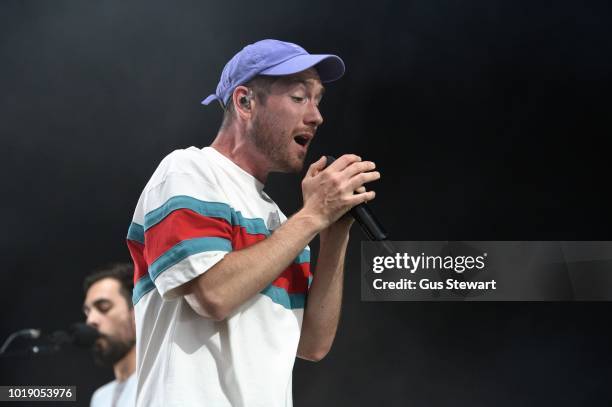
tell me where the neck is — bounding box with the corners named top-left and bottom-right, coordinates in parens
top-left (113, 346), bottom-right (136, 382)
top-left (211, 124), bottom-right (271, 184)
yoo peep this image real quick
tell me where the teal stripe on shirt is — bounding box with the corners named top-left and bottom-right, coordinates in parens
top-left (144, 195), bottom-right (269, 236)
top-left (231, 210), bottom-right (270, 236)
top-left (295, 249), bottom-right (310, 264)
top-left (127, 222), bottom-right (145, 244)
top-left (133, 274), bottom-right (156, 305)
top-left (148, 236), bottom-right (232, 280)
top-left (134, 273), bottom-right (308, 309)
top-left (260, 285), bottom-right (306, 310)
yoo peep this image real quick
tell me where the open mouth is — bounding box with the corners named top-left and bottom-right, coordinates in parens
top-left (293, 134), bottom-right (311, 147)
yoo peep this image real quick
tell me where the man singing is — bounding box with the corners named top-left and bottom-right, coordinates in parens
top-left (127, 39), bottom-right (380, 406)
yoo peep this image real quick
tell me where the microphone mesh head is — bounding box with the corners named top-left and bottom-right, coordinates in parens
top-left (69, 323), bottom-right (100, 347)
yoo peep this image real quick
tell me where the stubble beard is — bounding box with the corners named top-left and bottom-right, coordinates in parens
top-left (249, 112), bottom-right (304, 173)
top-left (92, 334), bottom-right (135, 367)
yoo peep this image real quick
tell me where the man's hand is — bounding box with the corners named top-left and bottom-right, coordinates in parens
top-left (300, 154), bottom-right (380, 231)
top-left (324, 185), bottom-right (367, 233)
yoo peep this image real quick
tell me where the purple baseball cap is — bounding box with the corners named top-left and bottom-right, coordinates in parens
top-left (201, 39), bottom-right (345, 107)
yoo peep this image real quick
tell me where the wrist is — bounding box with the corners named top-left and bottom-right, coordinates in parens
top-left (320, 218), bottom-right (352, 241)
top-left (292, 208), bottom-right (327, 236)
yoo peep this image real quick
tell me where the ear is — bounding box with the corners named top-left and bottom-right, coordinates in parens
top-left (232, 86), bottom-right (253, 120)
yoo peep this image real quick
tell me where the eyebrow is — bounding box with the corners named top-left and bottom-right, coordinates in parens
top-left (83, 298), bottom-right (112, 314)
top-left (292, 79), bottom-right (325, 97)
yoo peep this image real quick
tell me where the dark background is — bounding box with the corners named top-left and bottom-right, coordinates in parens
top-left (2, 0), bottom-right (612, 405)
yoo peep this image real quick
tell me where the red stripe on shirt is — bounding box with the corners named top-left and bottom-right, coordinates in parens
top-left (127, 239), bottom-right (148, 283)
top-left (143, 209), bottom-right (233, 264)
top-left (231, 225), bottom-right (266, 249)
top-left (231, 225), bottom-right (311, 294)
top-left (272, 262), bottom-right (312, 294)
top-left (140, 211), bottom-right (310, 294)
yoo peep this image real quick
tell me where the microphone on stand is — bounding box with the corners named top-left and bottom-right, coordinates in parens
top-left (49, 323), bottom-right (101, 348)
top-left (0, 323), bottom-right (100, 357)
top-left (68, 322), bottom-right (101, 347)
top-left (0, 329), bottom-right (41, 354)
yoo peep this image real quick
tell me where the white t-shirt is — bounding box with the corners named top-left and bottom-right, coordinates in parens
top-left (127, 147), bottom-right (311, 407)
top-left (90, 373), bottom-right (136, 407)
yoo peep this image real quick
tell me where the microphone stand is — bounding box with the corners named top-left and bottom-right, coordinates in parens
top-left (0, 325), bottom-right (97, 358)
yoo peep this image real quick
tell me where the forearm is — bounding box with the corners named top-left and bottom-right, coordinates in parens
top-left (297, 222), bottom-right (351, 361)
top-left (183, 154), bottom-right (378, 321)
top-left (184, 210), bottom-right (321, 320)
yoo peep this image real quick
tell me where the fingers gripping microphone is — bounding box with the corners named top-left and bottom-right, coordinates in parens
top-left (324, 156), bottom-right (389, 241)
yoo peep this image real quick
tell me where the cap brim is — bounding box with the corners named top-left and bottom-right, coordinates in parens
top-left (259, 54), bottom-right (345, 83)
top-left (201, 93), bottom-right (220, 105)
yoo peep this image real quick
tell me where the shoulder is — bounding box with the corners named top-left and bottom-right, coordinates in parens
top-left (90, 380), bottom-right (115, 407)
top-left (120, 374), bottom-right (137, 405)
top-left (157, 147), bottom-right (212, 176)
top-left (141, 147), bottom-right (230, 213)
top-left (145, 147), bottom-right (220, 191)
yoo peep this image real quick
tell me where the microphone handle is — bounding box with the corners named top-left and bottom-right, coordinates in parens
top-left (350, 204), bottom-right (388, 241)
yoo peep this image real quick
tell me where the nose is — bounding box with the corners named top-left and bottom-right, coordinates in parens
top-left (304, 101), bottom-right (323, 127)
top-left (86, 311), bottom-right (100, 330)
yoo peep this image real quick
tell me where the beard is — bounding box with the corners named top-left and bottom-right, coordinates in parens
top-left (249, 111), bottom-right (305, 173)
top-left (92, 334), bottom-right (135, 367)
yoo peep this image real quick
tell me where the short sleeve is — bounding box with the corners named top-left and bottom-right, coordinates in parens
top-left (141, 171), bottom-right (234, 300)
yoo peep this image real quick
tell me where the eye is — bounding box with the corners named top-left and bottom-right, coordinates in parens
top-left (291, 96), bottom-right (306, 103)
top-left (97, 304), bottom-right (112, 314)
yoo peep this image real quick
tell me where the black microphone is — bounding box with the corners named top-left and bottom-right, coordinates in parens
top-left (50, 323), bottom-right (101, 348)
top-left (324, 156), bottom-right (393, 253)
top-left (70, 323), bottom-right (101, 347)
top-left (0, 323), bottom-right (101, 357)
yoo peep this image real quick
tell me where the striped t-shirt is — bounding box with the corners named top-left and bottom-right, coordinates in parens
top-left (127, 146), bottom-right (311, 407)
